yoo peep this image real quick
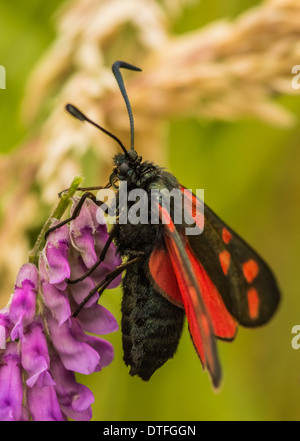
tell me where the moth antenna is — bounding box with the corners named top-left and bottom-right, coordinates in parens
top-left (112, 61), bottom-right (142, 151)
top-left (65, 103), bottom-right (129, 156)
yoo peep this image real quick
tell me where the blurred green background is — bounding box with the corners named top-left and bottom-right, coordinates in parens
top-left (1, 0), bottom-right (300, 421)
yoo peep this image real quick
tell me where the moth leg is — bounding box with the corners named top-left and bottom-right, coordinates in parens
top-left (72, 255), bottom-right (142, 317)
top-left (45, 191), bottom-right (102, 239)
top-left (58, 183), bottom-right (111, 198)
top-left (66, 224), bottom-right (119, 284)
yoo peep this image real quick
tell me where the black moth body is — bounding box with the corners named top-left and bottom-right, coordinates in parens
top-left (121, 259), bottom-right (185, 381)
top-left (113, 152), bottom-right (186, 380)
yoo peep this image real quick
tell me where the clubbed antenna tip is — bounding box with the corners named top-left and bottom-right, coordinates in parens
top-left (65, 103), bottom-right (87, 122)
top-left (65, 103), bottom-right (129, 156)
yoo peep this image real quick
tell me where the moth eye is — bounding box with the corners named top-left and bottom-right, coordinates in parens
top-left (119, 162), bottom-right (129, 176)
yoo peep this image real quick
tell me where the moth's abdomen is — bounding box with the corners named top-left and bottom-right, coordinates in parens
top-left (121, 261), bottom-right (185, 381)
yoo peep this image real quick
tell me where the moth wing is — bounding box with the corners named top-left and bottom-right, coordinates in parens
top-left (149, 201), bottom-right (223, 388)
top-left (181, 186), bottom-right (280, 327)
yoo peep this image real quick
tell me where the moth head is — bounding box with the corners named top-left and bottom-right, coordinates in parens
top-left (112, 150), bottom-right (142, 183)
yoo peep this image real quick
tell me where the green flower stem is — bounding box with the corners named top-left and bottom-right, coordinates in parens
top-left (28, 175), bottom-right (84, 265)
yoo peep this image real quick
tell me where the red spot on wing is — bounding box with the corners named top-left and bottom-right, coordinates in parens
top-left (222, 228), bottom-right (232, 244)
top-left (219, 250), bottom-right (231, 275)
top-left (247, 287), bottom-right (260, 319)
top-left (243, 259), bottom-right (259, 283)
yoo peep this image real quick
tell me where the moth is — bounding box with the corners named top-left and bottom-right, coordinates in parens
top-left (55, 61), bottom-right (280, 387)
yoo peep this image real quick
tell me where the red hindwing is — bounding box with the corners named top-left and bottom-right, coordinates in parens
top-left (148, 186), bottom-right (280, 386)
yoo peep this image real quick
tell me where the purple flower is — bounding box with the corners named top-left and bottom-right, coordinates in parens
top-left (77, 303), bottom-right (118, 335)
top-left (44, 223), bottom-right (71, 290)
top-left (70, 198), bottom-right (99, 268)
top-left (70, 197), bottom-right (122, 287)
top-left (50, 353), bottom-right (94, 421)
top-left (9, 263), bottom-right (38, 341)
top-left (67, 254), bottom-right (99, 307)
top-left (40, 255), bottom-right (71, 326)
top-left (21, 320), bottom-right (55, 388)
top-left (0, 342), bottom-right (23, 421)
top-left (41, 281), bottom-right (71, 326)
top-left (0, 197), bottom-right (121, 421)
top-left (47, 315), bottom-right (103, 375)
top-left (27, 384), bottom-right (64, 421)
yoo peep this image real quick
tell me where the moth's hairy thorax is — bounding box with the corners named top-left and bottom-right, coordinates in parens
top-left (113, 156), bottom-right (181, 256)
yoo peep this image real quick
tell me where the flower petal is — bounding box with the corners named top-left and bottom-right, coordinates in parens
top-left (0, 342), bottom-right (23, 421)
top-left (72, 227), bottom-right (98, 268)
top-left (27, 384), bottom-right (64, 421)
top-left (81, 333), bottom-right (115, 369)
top-left (21, 320), bottom-right (55, 388)
top-left (15, 263), bottom-right (38, 289)
top-left (47, 315), bottom-right (101, 374)
top-left (77, 304), bottom-right (118, 335)
top-left (51, 354), bottom-right (94, 421)
top-left (9, 264), bottom-right (38, 341)
top-left (68, 255), bottom-right (98, 307)
top-left (42, 282), bottom-right (71, 326)
top-left (46, 241), bottom-right (70, 289)
top-left (70, 198), bottom-right (99, 268)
